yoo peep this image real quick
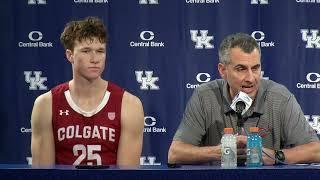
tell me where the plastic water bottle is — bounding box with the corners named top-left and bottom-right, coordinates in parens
top-left (221, 128), bottom-right (237, 168)
top-left (246, 127), bottom-right (262, 167)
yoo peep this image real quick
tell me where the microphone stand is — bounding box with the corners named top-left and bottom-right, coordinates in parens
top-left (236, 111), bottom-right (246, 166)
top-left (236, 112), bottom-right (244, 135)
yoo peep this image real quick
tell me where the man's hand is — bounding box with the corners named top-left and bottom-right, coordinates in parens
top-left (262, 147), bottom-right (275, 165)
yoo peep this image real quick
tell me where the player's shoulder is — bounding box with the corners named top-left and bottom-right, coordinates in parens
top-left (122, 91), bottom-right (142, 108)
top-left (34, 91), bottom-right (52, 107)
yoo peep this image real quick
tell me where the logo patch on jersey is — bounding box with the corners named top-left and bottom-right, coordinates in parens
top-left (59, 110), bottom-right (69, 116)
top-left (108, 112), bottom-right (115, 120)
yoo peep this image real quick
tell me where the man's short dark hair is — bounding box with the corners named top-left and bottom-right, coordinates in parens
top-left (219, 33), bottom-right (261, 64)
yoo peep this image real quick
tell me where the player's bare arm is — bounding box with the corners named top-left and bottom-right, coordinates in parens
top-left (116, 92), bottom-right (144, 167)
top-left (31, 92), bottom-right (55, 167)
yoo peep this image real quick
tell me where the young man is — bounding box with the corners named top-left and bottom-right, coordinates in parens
top-left (168, 33), bottom-right (320, 165)
top-left (31, 17), bottom-right (144, 167)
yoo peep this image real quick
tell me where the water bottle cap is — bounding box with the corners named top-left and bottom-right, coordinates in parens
top-left (224, 128), bottom-right (233, 134)
top-left (249, 127), bottom-right (259, 133)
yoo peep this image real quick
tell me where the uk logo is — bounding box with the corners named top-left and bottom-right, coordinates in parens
top-left (140, 156), bottom-right (161, 165)
top-left (190, 30), bottom-right (214, 49)
top-left (108, 112), bottom-right (115, 120)
top-left (305, 115), bottom-right (320, 134)
top-left (26, 157), bottom-right (32, 165)
top-left (59, 110), bottom-right (69, 116)
top-left (135, 71), bottom-right (159, 90)
top-left (139, 0), bottom-right (159, 4)
top-left (301, 29), bottom-right (320, 49)
top-left (251, 0), bottom-right (268, 4)
top-left (28, 0), bottom-right (46, 4)
top-left (24, 71), bottom-right (47, 90)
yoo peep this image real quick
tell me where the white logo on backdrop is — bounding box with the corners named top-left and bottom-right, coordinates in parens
top-left (190, 30), bottom-right (214, 49)
top-left (296, 72), bottom-right (320, 89)
top-left (135, 71), bottom-right (159, 90)
top-left (19, 31), bottom-right (53, 48)
top-left (28, 31), bottom-right (43, 41)
top-left (186, 73), bottom-right (212, 89)
top-left (251, 0), bottom-right (268, 4)
top-left (185, 0), bottom-right (220, 4)
top-left (251, 31), bottom-right (275, 48)
top-left (301, 29), bottom-right (320, 49)
top-left (305, 115), bottom-right (320, 134)
top-left (130, 31), bottom-right (165, 47)
top-left (144, 116), bottom-right (166, 133)
top-left (24, 71), bottom-right (48, 90)
top-left (73, 0), bottom-right (109, 4)
top-left (139, 0), bottom-right (159, 4)
top-left (20, 127), bottom-right (32, 133)
top-left (28, 0), bottom-right (46, 4)
top-left (140, 156), bottom-right (161, 165)
top-left (26, 157), bottom-right (32, 165)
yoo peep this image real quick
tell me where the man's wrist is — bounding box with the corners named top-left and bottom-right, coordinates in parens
top-left (274, 149), bottom-right (286, 165)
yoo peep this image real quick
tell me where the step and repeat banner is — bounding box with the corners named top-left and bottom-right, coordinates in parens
top-left (1, 0), bottom-right (319, 165)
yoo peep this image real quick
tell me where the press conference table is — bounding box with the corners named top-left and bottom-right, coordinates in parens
top-left (0, 164), bottom-right (320, 180)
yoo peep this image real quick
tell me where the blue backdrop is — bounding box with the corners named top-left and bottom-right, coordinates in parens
top-left (1, 0), bottom-right (319, 165)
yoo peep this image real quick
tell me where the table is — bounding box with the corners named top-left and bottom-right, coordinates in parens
top-left (0, 164), bottom-right (320, 180)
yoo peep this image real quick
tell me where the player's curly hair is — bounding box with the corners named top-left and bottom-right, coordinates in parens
top-left (60, 16), bottom-right (107, 50)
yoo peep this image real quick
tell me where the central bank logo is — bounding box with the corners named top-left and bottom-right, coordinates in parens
top-left (185, 0), bottom-right (220, 4)
top-left (305, 115), bottom-right (320, 134)
top-left (301, 29), bottom-right (320, 49)
top-left (190, 30), bottom-right (214, 49)
top-left (251, 0), bottom-right (268, 4)
top-left (144, 116), bottom-right (166, 133)
top-left (18, 31), bottom-right (53, 48)
top-left (140, 156), bottom-right (161, 165)
top-left (186, 73), bottom-right (211, 89)
top-left (28, 0), bottom-right (46, 4)
top-left (251, 31), bottom-right (275, 48)
top-left (296, 72), bottom-right (320, 89)
top-left (130, 31), bottom-right (165, 48)
top-left (24, 71), bottom-right (48, 90)
top-left (139, 0), bottom-right (159, 4)
top-left (135, 71), bottom-right (159, 90)
top-left (21, 127), bottom-right (32, 133)
top-left (73, 0), bottom-right (109, 4)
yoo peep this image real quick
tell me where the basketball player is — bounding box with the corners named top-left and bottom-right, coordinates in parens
top-left (31, 17), bottom-right (144, 167)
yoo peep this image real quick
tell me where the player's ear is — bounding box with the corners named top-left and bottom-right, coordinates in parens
top-left (66, 49), bottom-right (74, 64)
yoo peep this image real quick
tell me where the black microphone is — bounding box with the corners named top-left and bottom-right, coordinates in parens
top-left (236, 101), bottom-right (246, 116)
top-left (235, 101), bottom-right (246, 132)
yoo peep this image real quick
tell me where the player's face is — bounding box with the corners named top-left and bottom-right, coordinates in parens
top-left (67, 37), bottom-right (106, 81)
top-left (218, 47), bottom-right (261, 100)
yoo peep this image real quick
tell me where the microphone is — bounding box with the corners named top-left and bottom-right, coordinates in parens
top-left (235, 101), bottom-right (246, 116)
top-left (230, 91), bottom-right (253, 116)
top-left (230, 91), bottom-right (253, 134)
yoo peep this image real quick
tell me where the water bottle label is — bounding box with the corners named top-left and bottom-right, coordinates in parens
top-left (222, 147), bottom-right (236, 162)
top-left (247, 148), bottom-right (260, 164)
